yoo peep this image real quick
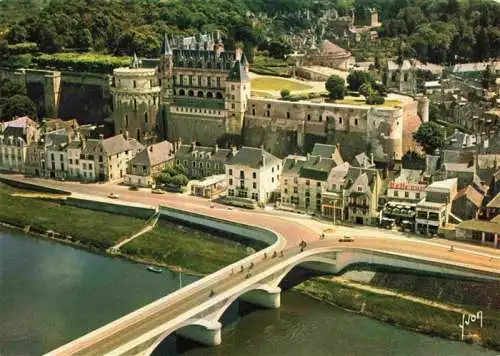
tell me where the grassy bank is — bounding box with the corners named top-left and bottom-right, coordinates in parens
top-left (0, 183), bottom-right (249, 274)
top-left (0, 183), bottom-right (144, 250)
top-left (121, 220), bottom-right (250, 275)
top-left (296, 277), bottom-right (500, 351)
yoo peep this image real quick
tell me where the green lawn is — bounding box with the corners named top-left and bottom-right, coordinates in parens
top-left (251, 77), bottom-right (312, 91)
top-left (0, 184), bottom-right (145, 249)
top-left (336, 97), bottom-right (401, 108)
top-left (251, 90), bottom-right (274, 98)
top-left (122, 220), bottom-right (250, 274)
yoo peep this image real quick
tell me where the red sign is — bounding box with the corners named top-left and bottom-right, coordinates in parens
top-left (388, 182), bottom-right (426, 192)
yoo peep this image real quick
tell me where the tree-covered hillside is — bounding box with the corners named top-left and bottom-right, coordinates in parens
top-left (0, 0), bottom-right (499, 64)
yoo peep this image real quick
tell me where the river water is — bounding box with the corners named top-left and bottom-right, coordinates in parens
top-left (0, 228), bottom-right (494, 356)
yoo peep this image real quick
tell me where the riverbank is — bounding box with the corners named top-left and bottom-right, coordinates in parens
top-left (296, 277), bottom-right (500, 352)
top-left (0, 183), bottom-right (249, 274)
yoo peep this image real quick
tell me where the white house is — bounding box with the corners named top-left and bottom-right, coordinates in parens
top-left (225, 146), bottom-right (281, 203)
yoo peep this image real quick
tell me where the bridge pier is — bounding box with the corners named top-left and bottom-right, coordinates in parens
top-left (176, 321), bottom-right (222, 347)
top-left (240, 286), bottom-right (281, 309)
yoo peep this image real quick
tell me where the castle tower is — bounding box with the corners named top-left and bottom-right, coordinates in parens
top-left (225, 59), bottom-right (250, 135)
top-left (111, 56), bottom-right (161, 145)
top-left (159, 33), bottom-right (174, 103)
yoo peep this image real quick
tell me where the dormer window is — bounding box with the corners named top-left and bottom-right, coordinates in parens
top-left (357, 186), bottom-right (362, 192)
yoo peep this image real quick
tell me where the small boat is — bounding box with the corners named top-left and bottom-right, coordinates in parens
top-left (147, 266), bottom-right (163, 273)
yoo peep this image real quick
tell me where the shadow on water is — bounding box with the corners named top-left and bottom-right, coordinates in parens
top-left (151, 266), bottom-right (325, 355)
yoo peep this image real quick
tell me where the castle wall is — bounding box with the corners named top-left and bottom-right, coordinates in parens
top-left (167, 113), bottom-right (226, 145)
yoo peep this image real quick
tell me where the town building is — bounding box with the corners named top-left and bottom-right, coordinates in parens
top-left (386, 169), bottom-right (426, 203)
top-left (344, 167), bottom-right (381, 225)
top-left (280, 143), bottom-right (344, 213)
top-left (451, 185), bottom-right (484, 221)
top-left (415, 178), bottom-right (458, 235)
top-left (486, 193), bottom-right (500, 219)
top-left (383, 60), bottom-right (416, 95)
top-left (299, 40), bottom-right (354, 71)
top-left (174, 141), bottom-right (231, 179)
top-left (226, 146), bottom-right (281, 203)
top-left (321, 162), bottom-right (350, 223)
top-left (127, 140), bottom-right (175, 187)
top-left (44, 131), bottom-right (71, 179)
top-left (190, 174), bottom-right (227, 198)
top-left (0, 116), bottom-right (39, 173)
top-left (455, 216), bottom-right (499, 248)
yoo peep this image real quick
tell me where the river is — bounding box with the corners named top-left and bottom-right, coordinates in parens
top-left (0, 228), bottom-right (494, 356)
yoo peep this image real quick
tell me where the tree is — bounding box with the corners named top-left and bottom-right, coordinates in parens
top-left (1, 95), bottom-right (37, 121)
top-left (413, 122), bottom-right (445, 155)
top-left (0, 78), bottom-right (27, 100)
top-left (6, 24), bottom-right (28, 44)
top-left (359, 83), bottom-right (375, 97)
top-left (346, 71), bottom-right (374, 91)
top-left (157, 172), bottom-right (171, 185)
top-left (280, 88), bottom-right (290, 98)
top-left (75, 28), bottom-right (93, 50)
top-left (171, 174), bottom-right (189, 187)
top-left (0, 40), bottom-right (9, 61)
top-left (482, 64), bottom-right (495, 90)
top-left (402, 151), bottom-right (426, 170)
top-left (325, 75), bottom-right (345, 100)
top-left (267, 39), bottom-right (292, 60)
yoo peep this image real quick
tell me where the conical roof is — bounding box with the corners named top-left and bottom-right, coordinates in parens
top-left (161, 32), bottom-right (173, 55)
top-left (227, 60), bottom-right (249, 82)
top-left (241, 53), bottom-right (249, 67)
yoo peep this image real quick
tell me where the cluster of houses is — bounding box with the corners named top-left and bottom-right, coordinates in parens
top-left (1, 116), bottom-right (498, 249)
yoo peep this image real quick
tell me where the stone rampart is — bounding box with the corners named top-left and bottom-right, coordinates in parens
top-left (64, 196), bottom-right (155, 219)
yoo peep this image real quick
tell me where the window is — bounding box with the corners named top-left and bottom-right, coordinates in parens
top-left (229, 179), bottom-right (233, 185)
top-left (316, 182), bottom-right (321, 187)
top-left (405, 191), bottom-right (409, 198)
top-left (339, 117), bottom-right (342, 124)
top-left (251, 193), bottom-right (258, 200)
top-left (394, 190), bottom-right (399, 197)
top-left (319, 115), bottom-right (322, 122)
top-left (252, 172), bottom-right (256, 179)
top-left (355, 119), bottom-right (358, 126)
top-left (287, 112), bottom-right (290, 119)
top-left (51, 153), bottom-right (54, 161)
top-left (307, 114), bottom-right (311, 121)
top-left (284, 188), bottom-right (288, 194)
top-left (83, 163), bottom-right (87, 169)
top-left (99, 156), bottom-right (103, 163)
top-left (252, 108), bottom-right (255, 115)
top-left (253, 182), bottom-right (256, 189)
top-left (284, 179), bottom-right (288, 185)
top-left (357, 186), bottom-right (362, 192)
top-left (133, 80), bottom-right (137, 88)
top-left (293, 177), bottom-right (298, 184)
top-left (240, 170), bottom-right (245, 179)
top-left (266, 111), bottom-right (270, 117)
top-left (316, 192), bottom-right (321, 198)
top-left (89, 163), bottom-right (93, 170)
top-left (144, 112), bottom-right (148, 123)
top-left (293, 187), bottom-right (298, 193)
top-left (306, 180), bottom-right (310, 186)
top-left (271, 177), bottom-right (274, 183)
top-left (69, 159), bottom-right (73, 164)
top-left (416, 192), bottom-right (421, 199)
top-left (192, 161), bottom-right (196, 167)
top-left (404, 73), bottom-right (408, 82)
top-left (229, 169), bottom-right (233, 175)
top-left (228, 189), bottom-right (234, 196)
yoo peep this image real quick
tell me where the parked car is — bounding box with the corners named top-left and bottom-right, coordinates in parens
top-left (151, 189), bottom-right (165, 194)
top-left (129, 185), bottom-right (139, 191)
top-left (338, 236), bottom-right (354, 242)
top-left (108, 193), bottom-right (120, 199)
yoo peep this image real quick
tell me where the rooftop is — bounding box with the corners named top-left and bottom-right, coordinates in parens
top-left (395, 169), bottom-right (423, 184)
top-left (300, 156), bottom-right (335, 181)
top-left (227, 146), bottom-right (280, 169)
top-left (2, 116), bottom-right (36, 129)
top-left (130, 140), bottom-right (174, 167)
top-left (454, 185), bottom-right (484, 208)
top-left (428, 178), bottom-right (457, 191)
top-left (487, 193), bottom-right (500, 209)
top-left (456, 219), bottom-right (500, 235)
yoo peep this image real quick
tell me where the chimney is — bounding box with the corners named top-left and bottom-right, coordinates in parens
top-left (123, 130), bottom-right (129, 140)
top-left (370, 152), bottom-right (374, 165)
top-left (99, 134), bottom-right (104, 140)
top-left (214, 143), bottom-right (219, 152)
top-left (231, 145), bottom-right (237, 156)
top-left (191, 139), bottom-right (196, 150)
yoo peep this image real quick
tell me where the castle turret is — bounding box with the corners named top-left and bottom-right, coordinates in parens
top-left (225, 60), bottom-right (250, 134)
top-left (159, 33), bottom-right (174, 103)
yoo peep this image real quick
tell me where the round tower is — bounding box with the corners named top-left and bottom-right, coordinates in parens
top-left (111, 56), bottom-right (161, 145)
top-left (416, 94), bottom-right (430, 123)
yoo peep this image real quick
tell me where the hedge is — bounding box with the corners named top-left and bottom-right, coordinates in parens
top-left (32, 53), bottom-right (131, 74)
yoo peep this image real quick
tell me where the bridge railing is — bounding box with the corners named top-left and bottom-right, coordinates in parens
top-left (48, 205), bottom-right (286, 355)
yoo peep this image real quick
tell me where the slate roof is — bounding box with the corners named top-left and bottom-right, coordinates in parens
top-left (311, 143), bottom-right (336, 158)
top-left (454, 185), bottom-right (484, 208)
top-left (45, 133), bottom-right (70, 151)
top-left (300, 156), bottom-right (335, 181)
top-left (396, 169), bottom-right (423, 184)
top-left (443, 162), bottom-right (475, 173)
top-left (1, 126), bottom-right (25, 139)
top-left (351, 152), bottom-right (373, 168)
top-left (345, 167), bottom-right (378, 190)
top-left (428, 178), bottom-right (457, 190)
top-left (102, 134), bottom-right (143, 155)
top-left (227, 60), bottom-right (249, 82)
top-left (227, 146), bottom-right (280, 169)
top-left (282, 156), bottom-right (307, 175)
top-left (130, 140), bottom-right (174, 167)
top-left (175, 144), bottom-right (232, 161)
top-left (45, 118), bottom-right (79, 132)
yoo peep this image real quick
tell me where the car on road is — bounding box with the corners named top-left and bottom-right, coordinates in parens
top-left (108, 193), bottom-right (120, 199)
top-left (338, 236), bottom-right (354, 242)
top-left (129, 185), bottom-right (139, 191)
top-left (151, 189), bottom-right (165, 194)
